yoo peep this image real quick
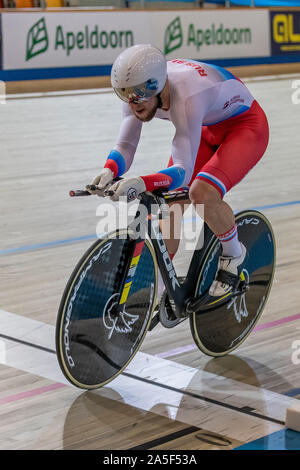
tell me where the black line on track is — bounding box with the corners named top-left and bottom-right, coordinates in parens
top-left (0, 333), bottom-right (56, 355)
top-left (129, 426), bottom-right (200, 450)
top-left (122, 372), bottom-right (285, 426)
top-left (0, 333), bottom-right (285, 427)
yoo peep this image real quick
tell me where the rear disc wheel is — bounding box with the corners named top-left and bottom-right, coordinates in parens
top-left (190, 210), bottom-right (276, 357)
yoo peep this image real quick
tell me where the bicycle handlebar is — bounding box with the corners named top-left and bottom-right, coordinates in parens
top-left (69, 189), bottom-right (92, 197)
top-left (69, 179), bottom-right (123, 198)
top-left (69, 181), bottom-right (190, 201)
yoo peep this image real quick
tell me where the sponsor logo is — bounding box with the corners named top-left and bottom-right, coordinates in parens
top-left (103, 293), bottom-right (139, 340)
top-left (228, 289), bottom-right (266, 349)
top-left (26, 18), bottom-right (49, 61)
top-left (227, 269), bottom-right (250, 323)
top-left (237, 217), bottom-right (260, 227)
top-left (223, 95), bottom-right (245, 110)
top-left (63, 241), bottom-right (112, 368)
top-left (25, 18), bottom-right (134, 61)
top-left (164, 16), bottom-right (252, 55)
top-left (127, 187), bottom-right (138, 202)
top-left (153, 180), bottom-right (171, 187)
top-left (164, 16), bottom-right (183, 55)
top-left (229, 316), bottom-right (256, 349)
top-left (172, 59), bottom-right (207, 77)
top-left (271, 12), bottom-right (300, 55)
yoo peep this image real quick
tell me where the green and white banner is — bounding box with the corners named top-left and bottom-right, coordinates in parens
top-left (1, 12), bottom-right (149, 70)
top-left (154, 10), bottom-right (270, 60)
top-left (1, 10), bottom-right (270, 72)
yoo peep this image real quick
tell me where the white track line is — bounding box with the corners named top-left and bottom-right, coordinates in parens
top-left (0, 308), bottom-right (296, 443)
top-left (6, 88), bottom-right (113, 100)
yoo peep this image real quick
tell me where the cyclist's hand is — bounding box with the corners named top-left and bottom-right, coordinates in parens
top-left (107, 177), bottom-right (146, 202)
top-left (87, 168), bottom-right (114, 196)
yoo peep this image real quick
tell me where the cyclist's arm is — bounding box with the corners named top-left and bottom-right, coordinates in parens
top-left (104, 103), bottom-right (143, 178)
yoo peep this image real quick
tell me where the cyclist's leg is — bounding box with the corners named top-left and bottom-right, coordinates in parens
top-left (189, 100), bottom-right (269, 300)
top-left (160, 198), bottom-right (190, 254)
top-left (190, 102), bottom-right (269, 236)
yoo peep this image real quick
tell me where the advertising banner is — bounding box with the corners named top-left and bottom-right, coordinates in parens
top-left (270, 10), bottom-right (300, 55)
top-left (1, 10), bottom-right (270, 74)
top-left (152, 10), bottom-right (270, 61)
top-left (1, 12), bottom-right (151, 70)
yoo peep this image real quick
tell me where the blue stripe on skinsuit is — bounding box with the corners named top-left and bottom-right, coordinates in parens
top-left (203, 104), bottom-right (251, 125)
top-left (229, 105), bottom-right (251, 119)
top-left (186, 60), bottom-right (237, 81)
top-left (107, 150), bottom-right (126, 176)
top-left (158, 165), bottom-right (185, 190)
top-left (205, 62), bottom-right (238, 81)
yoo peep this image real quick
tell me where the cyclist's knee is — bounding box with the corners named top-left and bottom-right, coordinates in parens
top-left (189, 179), bottom-right (221, 209)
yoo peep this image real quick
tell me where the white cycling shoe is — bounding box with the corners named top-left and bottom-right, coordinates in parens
top-left (208, 243), bottom-right (247, 300)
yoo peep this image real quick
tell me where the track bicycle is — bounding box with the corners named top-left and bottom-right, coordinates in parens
top-left (56, 182), bottom-right (276, 389)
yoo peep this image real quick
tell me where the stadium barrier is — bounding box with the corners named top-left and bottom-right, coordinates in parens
top-left (0, 7), bottom-right (299, 91)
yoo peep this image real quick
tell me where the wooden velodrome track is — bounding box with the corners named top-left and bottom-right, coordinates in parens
top-left (0, 68), bottom-right (300, 450)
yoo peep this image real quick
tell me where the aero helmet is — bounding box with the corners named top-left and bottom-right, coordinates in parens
top-left (111, 44), bottom-right (167, 104)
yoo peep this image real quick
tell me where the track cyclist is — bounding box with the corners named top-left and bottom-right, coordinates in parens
top-left (88, 44), bottom-right (269, 307)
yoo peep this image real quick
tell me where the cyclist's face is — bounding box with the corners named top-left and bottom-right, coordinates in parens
top-left (129, 96), bottom-right (158, 122)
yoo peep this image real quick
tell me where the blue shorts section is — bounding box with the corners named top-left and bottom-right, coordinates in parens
top-left (158, 165), bottom-right (185, 190)
top-left (235, 429), bottom-right (300, 450)
top-left (107, 150), bottom-right (126, 177)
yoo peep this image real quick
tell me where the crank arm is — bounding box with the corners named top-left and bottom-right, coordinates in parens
top-left (186, 283), bottom-right (249, 315)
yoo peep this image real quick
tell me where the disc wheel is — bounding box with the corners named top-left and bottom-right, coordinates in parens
top-left (56, 230), bottom-right (157, 389)
top-left (190, 210), bottom-right (276, 356)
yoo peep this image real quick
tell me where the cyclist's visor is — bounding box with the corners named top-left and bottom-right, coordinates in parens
top-left (113, 78), bottom-right (159, 104)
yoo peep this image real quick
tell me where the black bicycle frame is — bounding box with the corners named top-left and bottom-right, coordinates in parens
top-left (124, 191), bottom-right (216, 319)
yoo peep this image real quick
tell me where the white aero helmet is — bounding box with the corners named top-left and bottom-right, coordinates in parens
top-left (111, 44), bottom-right (167, 104)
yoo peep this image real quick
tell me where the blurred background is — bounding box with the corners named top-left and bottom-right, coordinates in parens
top-left (0, 0), bottom-right (300, 93)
